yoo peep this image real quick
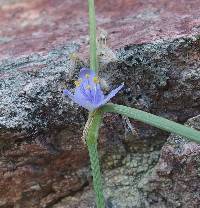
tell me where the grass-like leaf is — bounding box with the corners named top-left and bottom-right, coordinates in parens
top-left (101, 103), bottom-right (200, 143)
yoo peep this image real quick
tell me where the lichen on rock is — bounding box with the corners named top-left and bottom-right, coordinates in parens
top-left (1, 0), bottom-right (200, 207)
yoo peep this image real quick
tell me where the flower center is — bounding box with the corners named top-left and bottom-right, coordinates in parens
top-left (85, 74), bottom-right (90, 78)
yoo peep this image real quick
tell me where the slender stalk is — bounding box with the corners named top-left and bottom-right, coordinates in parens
top-left (101, 103), bottom-right (200, 143)
top-left (87, 1), bottom-right (105, 207)
top-left (86, 110), bottom-right (105, 208)
top-left (88, 0), bottom-right (97, 73)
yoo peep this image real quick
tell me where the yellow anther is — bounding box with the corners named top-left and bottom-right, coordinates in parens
top-left (93, 76), bottom-right (100, 84)
top-left (85, 74), bottom-right (90, 78)
top-left (74, 80), bottom-right (80, 87)
top-left (86, 85), bottom-right (91, 89)
top-left (74, 78), bottom-right (82, 87)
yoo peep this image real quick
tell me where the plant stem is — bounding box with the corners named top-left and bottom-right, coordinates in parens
top-left (86, 111), bottom-right (105, 208)
top-left (87, 1), bottom-right (105, 207)
top-left (88, 0), bottom-right (97, 73)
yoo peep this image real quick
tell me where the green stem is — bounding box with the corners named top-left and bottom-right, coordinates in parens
top-left (86, 111), bottom-right (105, 208)
top-left (87, 1), bottom-right (104, 207)
top-left (88, 0), bottom-right (97, 73)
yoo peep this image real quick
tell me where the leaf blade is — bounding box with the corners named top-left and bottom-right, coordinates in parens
top-left (101, 103), bottom-right (200, 143)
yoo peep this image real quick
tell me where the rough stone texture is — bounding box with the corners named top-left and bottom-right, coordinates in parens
top-left (0, 0), bottom-right (200, 59)
top-left (139, 115), bottom-right (200, 208)
top-left (52, 115), bottom-right (200, 208)
top-left (52, 150), bottom-right (161, 208)
top-left (0, 0), bottom-right (200, 207)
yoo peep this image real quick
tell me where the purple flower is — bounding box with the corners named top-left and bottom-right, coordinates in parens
top-left (63, 68), bottom-right (124, 111)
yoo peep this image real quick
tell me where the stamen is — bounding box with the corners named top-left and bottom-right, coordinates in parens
top-left (85, 74), bottom-right (90, 78)
top-left (93, 76), bottom-right (100, 84)
top-left (86, 85), bottom-right (91, 89)
top-left (74, 78), bottom-right (82, 87)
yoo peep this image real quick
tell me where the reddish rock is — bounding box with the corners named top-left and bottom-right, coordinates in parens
top-left (53, 116), bottom-right (200, 208)
top-left (0, 0), bottom-right (200, 207)
top-left (140, 115), bottom-right (200, 208)
top-left (0, 139), bottom-right (89, 207)
top-left (0, 0), bottom-right (200, 60)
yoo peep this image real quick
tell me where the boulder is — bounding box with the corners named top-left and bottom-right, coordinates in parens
top-left (0, 0), bottom-right (200, 207)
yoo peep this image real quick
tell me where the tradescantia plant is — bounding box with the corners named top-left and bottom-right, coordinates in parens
top-left (63, 0), bottom-right (200, 207)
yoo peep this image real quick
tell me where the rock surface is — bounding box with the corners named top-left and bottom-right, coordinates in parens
top-left (139, 115), bottom-right (200, 208)
top-left (0, 0), bottom-right (200, 59)
top-left (0, 0), bottom-right (200, 207)
top-left (52, 115), bottom-right (200, 208)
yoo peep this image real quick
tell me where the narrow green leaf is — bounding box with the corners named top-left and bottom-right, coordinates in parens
top-left (88, 0), bottom-right (97, 73)
top-left (101, 103), bottom-right (200, 143)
